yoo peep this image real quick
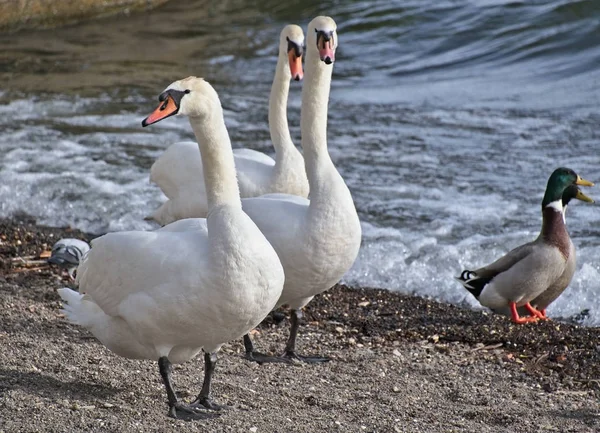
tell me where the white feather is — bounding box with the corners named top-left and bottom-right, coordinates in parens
top-left (149, 25), bottom-right (309, 225)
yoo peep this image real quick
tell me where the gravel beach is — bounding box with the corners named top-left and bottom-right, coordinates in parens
top-left (0, 218), bottom-right (598, 432)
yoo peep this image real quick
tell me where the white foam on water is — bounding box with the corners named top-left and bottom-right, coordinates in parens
top-left (1, 93), bottom-right (599, 327)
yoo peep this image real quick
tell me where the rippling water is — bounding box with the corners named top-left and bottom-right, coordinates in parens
top-left (2, 0), bottom-right (600, 325)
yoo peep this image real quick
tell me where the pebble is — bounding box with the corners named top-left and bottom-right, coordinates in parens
top-left (250, 427), bottom-right (258, 433)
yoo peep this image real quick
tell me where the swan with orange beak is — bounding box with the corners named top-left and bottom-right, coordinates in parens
top-left (146, 25), bottom-right (309, 225)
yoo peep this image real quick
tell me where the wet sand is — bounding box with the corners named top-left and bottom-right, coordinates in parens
top-left (0, 218), bottom-right (598, 432)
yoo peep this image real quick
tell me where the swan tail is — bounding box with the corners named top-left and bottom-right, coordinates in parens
top-left (57, 288), bottom-right (104, 328)
top-left (57, 289), bottom-right (151, 359)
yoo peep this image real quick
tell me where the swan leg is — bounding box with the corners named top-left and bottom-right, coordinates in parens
top-left (509, 302), bottom-right (539, 324)
top-left (281, 309), bottom-right (330, 363)
top-left (190, 352), bottom-right (231, 411)
top-left (158, 357), bottom-right (217, 420)
top-left (524, 302), bottom-right (549, 320)
top-left (243, 334), bottom-right (291, 364)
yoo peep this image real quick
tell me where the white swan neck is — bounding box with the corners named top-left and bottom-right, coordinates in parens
top-left (301, 50), bottom-right (336, 187)
top-left (189, 112), bottom-right (241, 209)
top-left (269, 55), bottom-right (295, 160)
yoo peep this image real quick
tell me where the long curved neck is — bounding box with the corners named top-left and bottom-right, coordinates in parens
top-left (300, 49), bottom-right (336, 192)
top-left (189, 111), bottom-right (241, 210)
top-left (269, 54), bottom-right (296, 163)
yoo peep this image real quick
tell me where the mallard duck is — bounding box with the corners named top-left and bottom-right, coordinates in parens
top-left (456, 167), bottom-right (594, 324)
top-left (491, 185), bottom-right (594, 319)
top-left (527, 185), bottom-right (593, 316)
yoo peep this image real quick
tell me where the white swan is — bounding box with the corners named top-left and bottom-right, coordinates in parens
top-left (58, 77), bottom-right (285, 419)
top-left (148, 25), bottom-right (308, 225)
top-left (241, 16), bottom-right (362, 363)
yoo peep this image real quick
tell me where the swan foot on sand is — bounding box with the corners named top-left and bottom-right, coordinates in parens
top-left (281, 309), bottom-right (330, 363)
top-left (168, 402), bottom-right (217, 421)
top-left (281, 350), bottom-right (330, 364)
top-left (243, 334), bottom-right (291, 364)
top-left (189, 352), bottom-right (232, 411)
top-left (158, 357), bottom-right (219, 421)
top-left (243, 310), bottom-right (330, 364)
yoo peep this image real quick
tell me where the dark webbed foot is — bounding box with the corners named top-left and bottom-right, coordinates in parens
top-left (282, 350), bottom-right (330, 364)
top-left (168, 402), bottom-right (220, 420)
top-left (191, 396), bottom-right (232, 411)
top-left (158, 357), bottom-right (220, 421)
top-left (281, 309), bottom-right (330, 364)
top-left (245, 350), bottom-right (293, 364)
top-left (243, 333), bottom-right (291, 364)
top-left (243, 309), bottom-right (331, 365)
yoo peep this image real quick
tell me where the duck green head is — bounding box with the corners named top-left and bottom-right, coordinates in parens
top-left (562, 185), bottom-right (594, 208)
top-left (542, 167), bottom-right (594, 209)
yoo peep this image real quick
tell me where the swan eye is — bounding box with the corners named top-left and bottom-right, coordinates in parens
top-left (184, 89), bottom-right (190, 94)
top-left (287, 40), bottom-right (302, 57)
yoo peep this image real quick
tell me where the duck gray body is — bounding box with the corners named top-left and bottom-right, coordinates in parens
top-left (466, 209), bottom-right (571, 311)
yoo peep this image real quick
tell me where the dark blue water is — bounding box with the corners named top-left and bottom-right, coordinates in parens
top-left (1, 0), bottom-right (600, 324)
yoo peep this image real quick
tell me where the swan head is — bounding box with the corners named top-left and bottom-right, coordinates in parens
top-left (307, 16), bottom-right (337, 65)
top-left (281, 24), bottom-right (304, 81)
top-left (141, 77), bottom-right (220, 126)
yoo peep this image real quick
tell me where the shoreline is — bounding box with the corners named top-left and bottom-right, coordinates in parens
top-left (0, 0), bottom-right (170, 33)
top-left (1, 217), bottom-right (598, 431)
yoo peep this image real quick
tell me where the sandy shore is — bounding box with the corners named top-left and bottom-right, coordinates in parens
top-left (0, 218), bottom-right (598, 432)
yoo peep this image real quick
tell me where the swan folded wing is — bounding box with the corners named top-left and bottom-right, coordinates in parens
top-left (150, 141), bottom-right (206, 199)
top-left (249, 193), bottom-right (309, 206)
top-left (76, 229), bottom-right (209, 317)
top-left (242, 195), bottom-right (308, 247)
top-left (233, 148), bottom-right (275, 166)
top-left (485, 244), bottom-right (566, 302)
top-left (470, 242), bottom-right (535, 280)
top-left (157, 218), bottom-right (208, 234)
top-left (235, 156), bottom-right (276, 196)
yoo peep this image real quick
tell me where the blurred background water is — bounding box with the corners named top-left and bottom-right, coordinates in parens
top-left (1, 0), bottom-right (600, 324)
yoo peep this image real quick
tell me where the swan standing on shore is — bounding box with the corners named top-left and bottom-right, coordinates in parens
top-left (242, 16), bottom-right (362, 363)
top-left (58, 77), bottom-right (285, 419)
top-left (148, 25), bottom-right (308, 225)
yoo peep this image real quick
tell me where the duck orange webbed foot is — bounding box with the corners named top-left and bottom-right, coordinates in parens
top-left (509, 302), bottom-right (540, 324)
top-left (524, 303), bottom-right (549, 320)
